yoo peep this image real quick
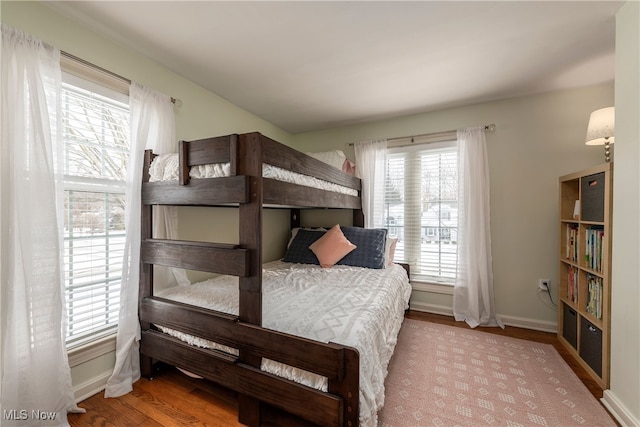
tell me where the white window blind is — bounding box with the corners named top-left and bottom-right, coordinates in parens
top-left (385, 140), bottom-right (458, 284)
top-left (61, 75), bottom-right (130, 349)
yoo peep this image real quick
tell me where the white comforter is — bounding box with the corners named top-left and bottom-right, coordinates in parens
top-left (148, 153), bottom-right (359, 196)
top-left (157, 260), bottom-right (411, 427)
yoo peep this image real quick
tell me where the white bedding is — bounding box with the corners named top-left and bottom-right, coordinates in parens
top-left (157, 260), bottom-right (411, 427)
top-left (148, 153), bottom-right (359, 196)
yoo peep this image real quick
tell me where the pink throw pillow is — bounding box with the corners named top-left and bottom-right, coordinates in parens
top-left (309, 224), bottom-right (357, 268)
top-left (342, 159), bottom-right (356, 175)
top-left (385, 237), bottom-right (398, 267)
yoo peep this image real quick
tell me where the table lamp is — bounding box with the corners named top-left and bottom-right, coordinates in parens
top-left (585, 107), bottom-right (615, 162)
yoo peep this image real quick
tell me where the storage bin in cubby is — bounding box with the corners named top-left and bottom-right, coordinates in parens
top-left (580, 316), bottom-right (603, 377)
top-left (581, 172), bottom-right (605, 222)
top-left (562, 303), bottom-right (578, 349)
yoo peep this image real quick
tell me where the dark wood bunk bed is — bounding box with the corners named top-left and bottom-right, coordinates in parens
top-left (138, 132), bottom-right (405, 427)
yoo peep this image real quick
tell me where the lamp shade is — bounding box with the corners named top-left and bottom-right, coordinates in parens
top-left (585, 107), bottom-right (615, 146)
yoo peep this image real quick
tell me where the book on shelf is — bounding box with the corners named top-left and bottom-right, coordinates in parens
top-left (567, 266), bottom-right (578, 303)
top-left (586, 273), bottom-right (603, 319)
top-left (566, 224), bottom-right (579, 262)
top-left (585, 227), bottom-right (604, 272)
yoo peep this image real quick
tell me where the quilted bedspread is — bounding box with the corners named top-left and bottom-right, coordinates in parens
top-left (157, 260), bottom-right (411, 426)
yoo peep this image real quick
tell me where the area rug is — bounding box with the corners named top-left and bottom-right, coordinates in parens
top-left (378, 319), bottom-right (616, 426)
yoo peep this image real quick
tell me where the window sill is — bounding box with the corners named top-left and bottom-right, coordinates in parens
top-left (68, 334), bottom-right (117, 368)
top-left (411, 280), bottom-right (454, 295)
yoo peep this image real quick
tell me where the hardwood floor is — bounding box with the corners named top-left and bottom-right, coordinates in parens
top-left (70, 363), bottom-right (244, 427)
top-left (69, 311), bottom-right (610, 427)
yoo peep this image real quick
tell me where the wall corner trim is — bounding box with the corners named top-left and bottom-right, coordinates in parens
top-left (601, 390), bottom-right (640, 427)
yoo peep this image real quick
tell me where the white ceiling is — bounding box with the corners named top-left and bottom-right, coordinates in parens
top-left (47, 1), bottom-right (622, 134)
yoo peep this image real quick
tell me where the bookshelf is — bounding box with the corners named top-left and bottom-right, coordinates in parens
top-left (558, 163), bottom-right (612, 388)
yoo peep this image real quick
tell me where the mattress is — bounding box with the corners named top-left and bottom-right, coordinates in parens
top-left (148, 153), bottom-right (359, 196)
top-left (157, 260), bottom-right (411, 427)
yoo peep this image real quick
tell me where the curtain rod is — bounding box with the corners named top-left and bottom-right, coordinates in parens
top-left (388, 123), bottom-right (496, 142)
top-left (61, 51), bottom-right (183, 107)
top-left (347, 123), bottom-right (496, 147)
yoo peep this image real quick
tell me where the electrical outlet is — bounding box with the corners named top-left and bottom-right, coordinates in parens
top-left (538, 279), bottom-right (550, 291)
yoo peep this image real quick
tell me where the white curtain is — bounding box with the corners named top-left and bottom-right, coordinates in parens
top-left (104, 82), bottom-right (181, 397)
top-left (453, 126), bottom-right (503, 328)
top-left (354, 140), bottom-right (387, 228)
top-left (1, 24), bottom-right (84, 425)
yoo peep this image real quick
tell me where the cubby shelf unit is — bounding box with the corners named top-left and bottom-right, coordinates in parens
top-left (558, 162), bottom-right (612, 389)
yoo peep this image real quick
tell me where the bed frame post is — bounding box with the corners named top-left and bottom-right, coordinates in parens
top-left (237, 132), bottom-right (264, 426)
top-left (328, 348), bottom-right (360, 427)
top-left (290, 208), bottom-right (301, 229)
top-left (353, 209), bottom-right (364, 227)
top-left (178, 140), bottom-right (189, 185)
top-left (140, 150), bottom-right (155, 379)
top-left (237, 132), bottom-right (263, 325)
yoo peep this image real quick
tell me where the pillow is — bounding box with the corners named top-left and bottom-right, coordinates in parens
top-left (384, 237), bottom-right (398, 267)
top-left (342, 159), bottom-right (356, 176)
top-left (309, 224), bottom-right (357, 268)
top-left (287, 227), bottom-right (326, 248)
top-left (148, 153), bottom-right (179, 182)
top-left (282, 228), bottom-right (325, 265)
top-left (305, 150), bottom-right (347, 170)
top-left (337, 227), bottom-right (388, 269)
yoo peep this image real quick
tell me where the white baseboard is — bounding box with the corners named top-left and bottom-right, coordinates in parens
top-left (409, 301), bottom-right (557, 333)
top-left (499, 314), bottom-right (557, 333)
top-left (74, 370), bottom-right (112, 404)
top-left (409, 300), bottom-right (453, 317)
top-left (602, 390), bottom-right (640, 427)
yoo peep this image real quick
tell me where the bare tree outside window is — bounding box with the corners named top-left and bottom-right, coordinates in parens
top-left (62, 80), bottom-right (129, 348)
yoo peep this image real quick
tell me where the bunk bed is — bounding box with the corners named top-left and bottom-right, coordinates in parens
top-left (139, 132), bottom-right (410, 427)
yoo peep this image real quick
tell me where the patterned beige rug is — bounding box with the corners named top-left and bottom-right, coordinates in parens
top-left (379, 319), bottom-right (617, 426)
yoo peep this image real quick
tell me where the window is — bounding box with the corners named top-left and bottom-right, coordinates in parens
top-left (61, 72), bottom-right (129, 349)
top-left (385, 140), bottom-right (458, 284)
